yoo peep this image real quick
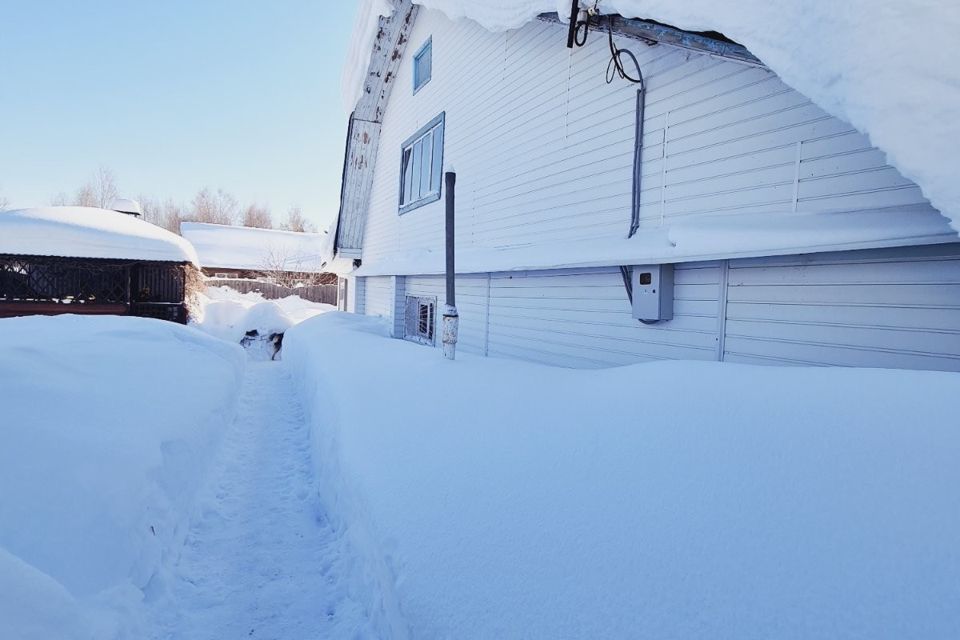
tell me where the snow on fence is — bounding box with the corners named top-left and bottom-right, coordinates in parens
top-left (205, 278), bottom-right (337, 305)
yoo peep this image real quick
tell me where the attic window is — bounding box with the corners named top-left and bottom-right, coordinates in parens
top-left (399, 112), bottom-right (445, 214)
top-left (404, 295), bottom-right (436, 345)
top-left (413, 38), bottom-right (432, 93)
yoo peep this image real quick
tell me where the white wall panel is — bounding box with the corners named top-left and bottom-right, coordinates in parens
top-left (724, 244), bottom-right (960, 371)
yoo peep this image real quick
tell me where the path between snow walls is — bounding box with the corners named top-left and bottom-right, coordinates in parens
top-left (283, 311), bottom-right (960, 639)
top-left (147, 361), bottom-right (381, 639)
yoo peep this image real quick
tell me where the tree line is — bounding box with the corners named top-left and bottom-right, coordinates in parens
top-left (43, 167), bottom-right (316, 234)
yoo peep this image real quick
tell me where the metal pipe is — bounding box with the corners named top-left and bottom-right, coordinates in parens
top-left (629, 86), bottom-right (646, 238)
top-left (442, 170), bottom-right (459, 360)
top-left (565, 0), bottom-right (579, 48)
top-left (445, 171), bottom-right (456, 308)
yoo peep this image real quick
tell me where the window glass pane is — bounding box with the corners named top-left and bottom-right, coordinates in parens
top-left (419, 131), bottom-right (433, 197)
top-left (414, 41), bottom-right (432, 91)
top-left (411, 140), bottom-right (423, 201)
top-left (431, 125), bottom-right (443, 193)
top-left (401, 148), bottom-right (413, 205)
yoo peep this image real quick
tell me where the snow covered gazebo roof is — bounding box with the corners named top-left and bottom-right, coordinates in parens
top-left (0, 207), bottom-right (199, 266)
top-left (180, 222), bottom-right (331, 273)
top-left (344, 0), bottom-right (960, 233)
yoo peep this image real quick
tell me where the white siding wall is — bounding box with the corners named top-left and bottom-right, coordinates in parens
top-left (404, 275), bottom-right (489, 353)
top-left (723, 244), bottom-right (960, 371)
top-left (356, 10), bottom-right (960, 374)
top-left (362, 276), bottom-right (394, 322)
top-left (364, 243), bottom-right (960, 372)
top-left (486, 264), bottom-right (720, 368)
top-left (359, 9), bottom-right (939, 267)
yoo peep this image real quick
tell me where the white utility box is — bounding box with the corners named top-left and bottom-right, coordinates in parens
top-left (631, 264), bottom-right (674, 321)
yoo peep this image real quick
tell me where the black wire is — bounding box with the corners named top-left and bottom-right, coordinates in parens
top-left (605, 17), bottom-right (644, 85)
top-left (573, 12), bottom-right (591, 46)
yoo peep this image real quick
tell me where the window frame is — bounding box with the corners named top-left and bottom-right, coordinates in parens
top-left (403, 295), bottom-right (436, 346)
top-left (398, 111), bottom-right (445, 215)
top-left (413, 37), bottom-right (432, 94)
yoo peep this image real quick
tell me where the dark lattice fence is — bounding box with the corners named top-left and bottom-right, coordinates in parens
top-left (0, 254), bottom-right (190, 323)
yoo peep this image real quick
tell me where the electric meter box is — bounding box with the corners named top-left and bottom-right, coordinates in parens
top-left (631, 264), bottom-right (674, 321)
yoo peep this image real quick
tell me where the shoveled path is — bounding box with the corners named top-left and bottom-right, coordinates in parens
top-left (150, 361), bottom-right (374, 639)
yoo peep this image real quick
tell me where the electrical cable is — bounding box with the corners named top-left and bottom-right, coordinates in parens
top-left (605, 17), bottom-right (644, 85)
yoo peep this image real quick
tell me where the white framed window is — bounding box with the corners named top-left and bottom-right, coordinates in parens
top-left (399, 112), bottom-right (445, 214)
top-left (404, 295), bottom-right (436, 345)
top-left (413, 37), bottom-right (432, 93)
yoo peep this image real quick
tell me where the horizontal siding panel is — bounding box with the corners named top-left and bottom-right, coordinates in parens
top-left (724, 337), bottom-right (960, 372)
top-left (724, 245), bottom-right (960, 371)
top-left (727, 302), bottom-right (960, 333)
top-left (725, 319), bottom-right (960, 356)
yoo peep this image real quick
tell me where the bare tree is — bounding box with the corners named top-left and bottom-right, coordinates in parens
top-left (242, 203), bottom-right (273, 229)
top-left (189, 187), bottom-right (238, 225)
top-left (75, 183), bottom-right (97, 207)
top-left (280, 205), bottom-right (315, 233)
top-left (259, 245), bottom-right (327, 287)
top-left (138, 194), bottom-right (161, 225)
top-left (160, 199), bottom-right (186, 233)
top-left (0, 192), bottom-right (9, 211)
top-left (56, 167), bottom-right (119, 208)
top-left (91, 167), bottom-right (119, 208)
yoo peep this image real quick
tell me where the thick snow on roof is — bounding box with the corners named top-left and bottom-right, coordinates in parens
top-left (344, 1), bottom-right (960, 232)
top-left (180, 222), bottom-right (330, 273)
top-left (0, 207), bottom-right (198, 265)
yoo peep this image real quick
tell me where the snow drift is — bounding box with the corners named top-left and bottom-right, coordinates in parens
top-left (0, 206), bottom-right (199, 264)
top-left (344, 1), bottom-right (960, 232)
top-left (0, 315), bottom-right (245, 638)
top-left (191, 285), bottom-right (334, 352)
top-left (285, 312), bottom-right (960, 638)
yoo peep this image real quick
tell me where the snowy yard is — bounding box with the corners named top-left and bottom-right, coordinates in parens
top-left (2, 308), bottom-right (960, 638)
top-left (285, 312), bottom-right (960, 639)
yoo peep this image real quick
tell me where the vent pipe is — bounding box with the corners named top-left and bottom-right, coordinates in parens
top-left (442, 169), bottom-right (458, 360)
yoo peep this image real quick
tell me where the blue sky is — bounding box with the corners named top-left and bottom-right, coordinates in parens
top-left (0, 0), bottom-right (360, 228)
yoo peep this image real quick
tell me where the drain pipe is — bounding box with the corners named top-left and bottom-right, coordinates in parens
top-left (442, 168), bottom-right (459, 360)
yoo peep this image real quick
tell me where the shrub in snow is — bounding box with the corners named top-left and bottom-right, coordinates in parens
top-left (284, 313), bottom-right (960, 639)
top-left (0, 315), bottom-right (245, 637)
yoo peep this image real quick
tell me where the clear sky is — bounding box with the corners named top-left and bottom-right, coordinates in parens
top-left (0, 0), bottom-right (361, 229)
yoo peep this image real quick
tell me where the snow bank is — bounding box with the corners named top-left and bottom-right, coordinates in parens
top-left (285, 312), bottom-right (960, 638)
top-left (0, 315), bottom-right (245, 637)
top-left (0, 206), bottom-right (199, 264)
top-left (344, 1), bottom-right (960, 231)
top-left (180, 221), bottom-right (330, 272)
top-left (191, 285), bottom-right (334, 352)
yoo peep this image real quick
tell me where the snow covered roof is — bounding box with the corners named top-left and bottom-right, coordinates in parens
top-left (344, 0), bottom-right (960, 233)
top-left (180, 222), bottom-right (330, 273)
top-left (0, 207), bottom-right (199, 265)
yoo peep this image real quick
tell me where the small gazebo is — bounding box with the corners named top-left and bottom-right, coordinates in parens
top-left (0, 206), bottom-right (201, 323)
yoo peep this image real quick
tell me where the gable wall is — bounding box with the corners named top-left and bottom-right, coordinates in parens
top-left (358, 9), bottom-right (942, 270)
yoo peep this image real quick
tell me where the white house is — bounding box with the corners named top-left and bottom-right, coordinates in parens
top-left (329, 1), bottom-right (960, 371)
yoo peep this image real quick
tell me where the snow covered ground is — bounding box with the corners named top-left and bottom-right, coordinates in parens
top-left (285, 312), bottom-right (960, 639)
top-left (190, 285), bottom-right (334, 355)
top-left (147, 362), bottom-right (379, 639)
top-left (0, 315), bottom-right (245, 638)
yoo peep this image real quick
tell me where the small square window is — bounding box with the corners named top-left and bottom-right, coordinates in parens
top-left (413, 38), bottom-right (432, 94)
top-left (404, 295), bottom-right (436, 345)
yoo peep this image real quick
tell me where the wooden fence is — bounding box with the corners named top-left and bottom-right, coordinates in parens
top-left (206, 278), bottom-right (338, 305)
